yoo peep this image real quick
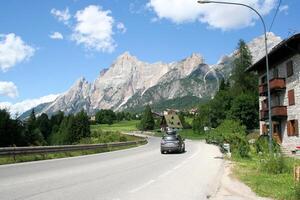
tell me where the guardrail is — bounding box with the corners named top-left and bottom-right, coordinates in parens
top-left (0, 139), bottom-right (147, 157)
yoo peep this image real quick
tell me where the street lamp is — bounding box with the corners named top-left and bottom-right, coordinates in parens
top-left (197, 0), bottom-right (273, 153)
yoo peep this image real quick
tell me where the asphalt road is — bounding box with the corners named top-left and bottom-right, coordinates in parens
top-left (0, 136), bottom-right (224, 200)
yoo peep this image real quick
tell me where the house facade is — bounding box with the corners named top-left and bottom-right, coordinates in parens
top-left (248, 33), bottom-right (300, 151)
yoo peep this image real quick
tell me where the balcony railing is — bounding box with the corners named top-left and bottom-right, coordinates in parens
top-left (260, 105), bottom-right (287, 121)
top-left (259, 78), bottom-right (286, 96)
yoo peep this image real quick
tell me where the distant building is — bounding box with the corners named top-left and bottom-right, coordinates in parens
top-left (160, 109), bottom-right (183, 132)
top-left (247, 33), bottom-right (300, 151)
top-left (90, 116), bottom-right (96, 121)
top-left (189, 108), bottom-right (198, 115)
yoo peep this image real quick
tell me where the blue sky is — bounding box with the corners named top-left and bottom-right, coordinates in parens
top-left (0, 0), bottom-right (299, 113)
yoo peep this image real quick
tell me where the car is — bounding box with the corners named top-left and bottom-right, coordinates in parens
top-left (160, 134), bottom-right (185, 154)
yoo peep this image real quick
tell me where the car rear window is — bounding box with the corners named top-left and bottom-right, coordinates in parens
top-left (163, 135), bottom-right (178, 141)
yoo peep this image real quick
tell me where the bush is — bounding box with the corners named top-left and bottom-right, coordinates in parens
top-left (295, 182), bottom-right (300, 200)
top-left (260, 155), bottom-right (289, 174)
top-left (206, 120), bottom-right (250, 158)
top-left (120, 135), bottom-right (128, 142)
top-left (255, 135), bottom-right (280, 154)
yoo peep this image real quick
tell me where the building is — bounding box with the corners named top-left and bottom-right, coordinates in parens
top-left (247, 33), bottom-right (300, 151)
top-left (160, 109), bottom-right (183, 132)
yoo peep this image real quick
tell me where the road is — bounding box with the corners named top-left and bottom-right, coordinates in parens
top-left (0, 136), bottom-right (224, 200)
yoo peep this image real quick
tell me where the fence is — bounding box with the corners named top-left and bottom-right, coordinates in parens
top-left (0, 139), bottom-right (147, 157)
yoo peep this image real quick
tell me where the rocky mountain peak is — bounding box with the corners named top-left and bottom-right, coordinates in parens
top-left (247, 32), bottom-right (282, 63)
top-left (24, 32), bottom-right (283, 117)
top-left (74, 77), bottom-right (88, 87)
top-left (116, 51), bottom-right (137, 62)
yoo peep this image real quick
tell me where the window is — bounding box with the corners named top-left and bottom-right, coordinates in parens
top-left (286, 60), bottom-right (294, 77)
top-left (273, 68), bottom-right (279, 78)
top-left (261, 75), bottom-right (267, 84)
top-left (288, 89), bottom-right (295, 106)
top-left (287, 120), bottom-right (299, 136)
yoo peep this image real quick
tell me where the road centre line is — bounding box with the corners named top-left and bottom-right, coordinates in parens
top-left (129, 179), bottom-right (155, 193)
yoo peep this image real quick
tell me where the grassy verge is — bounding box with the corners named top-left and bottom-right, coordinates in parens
top-left (0, 142), bottom-right (146, 165)
top-left (233, 154), bottom-right (300, 200)
top-left (91, 120), bottom-right (139, 132)
top-left (178, 129), bottom-right (207, 140)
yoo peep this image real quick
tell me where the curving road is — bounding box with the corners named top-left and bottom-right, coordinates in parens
top-left (0, 136), bottom-right (224, 200)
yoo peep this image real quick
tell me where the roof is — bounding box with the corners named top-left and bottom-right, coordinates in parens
top-left (164, 113), bottom-right (183, 129)
top-left (247, 33), bottom-right (300, 72)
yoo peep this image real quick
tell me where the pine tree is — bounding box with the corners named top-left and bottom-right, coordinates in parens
top-left (36, 113), bottom-right (51, 142)
top-left (139, 105), bottom-right (155, 130)
top-left (231, 39), bottom-right (258, 95)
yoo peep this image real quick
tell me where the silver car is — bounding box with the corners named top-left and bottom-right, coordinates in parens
top-left (160, 134), bottom-right (185, 154)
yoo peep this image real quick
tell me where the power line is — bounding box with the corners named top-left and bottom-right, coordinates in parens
top-left (268, 0), bottom-right (282, 32)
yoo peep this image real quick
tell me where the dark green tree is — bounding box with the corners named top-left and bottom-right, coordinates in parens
top-left (0, 109), bottom-right (25, 147)
top-left (139, 105), bottom-right (155, 130)
top-left (50, 111), bottom-right (64, 127)
top-left (229, 93), bottom-right (259, 130)
top-left (24, 109), bottom-right (45, 145)
top-left (178, 112), bottom-right (191, 129)
top-left (95, 109), bottom-right (116, 124)
top-left (231, 39), bottom-right (258, 95)
top-left (69, 110), bottom-right (91, 143)
top-left (36, 113), bottom-right (51, 141)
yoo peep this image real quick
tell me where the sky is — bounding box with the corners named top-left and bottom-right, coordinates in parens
top-left (0, 0), bottom-right (299, 115)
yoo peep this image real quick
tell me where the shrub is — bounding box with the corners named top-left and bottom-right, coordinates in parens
top-left (120, 135), bottom-right (128, 142)
top-left (295, 182), bottom-right (300, 200)
top-left (260, 155), bottom-right (288, 174)
top-left (255, 135), bottom-right (280, 154)
top-left (206, 120), bottom-right (250, 158)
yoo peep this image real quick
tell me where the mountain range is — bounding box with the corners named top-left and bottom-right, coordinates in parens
top-left (20, 32), bottom-right (282, 118)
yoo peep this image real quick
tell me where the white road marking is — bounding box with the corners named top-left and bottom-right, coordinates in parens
top-left (188, 149), bottom-right (201, 159)
top-left (129, 179), bottom-right (155, 193)
top-left (158, 170), bottom-right (173, 179)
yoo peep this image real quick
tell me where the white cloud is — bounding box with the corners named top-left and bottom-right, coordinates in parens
top-left (0, 93), bottom-right (59, 116)
top-left (0, 33), bottom-right (35, 72)
top-left (71, 5), bottom-right (116, 52)
top-left (279, 5), bottom-right (288, 14)
top-left (0, 81), bottom-right (18, 98)
top-left (147, 0), bottom-right (277, 30)
top-left (49, 32), bottom-right (64, 40)
top-left (51, 8), bottom-right (71, 25)
top-left (117, 22), bottom-right (127, 33)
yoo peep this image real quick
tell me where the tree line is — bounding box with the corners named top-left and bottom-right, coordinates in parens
top-left (0, 109), bottom-right (90, 147)
top-left (94, 109), bottom-right (140, 125)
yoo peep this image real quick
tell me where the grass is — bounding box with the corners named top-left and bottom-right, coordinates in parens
top-left (233, 154), bottom-right (300, 200)
top-left (0, 143), bottom-right (145, 165)
top-left (91, 120), bottom-right (139, 132)
top-left (178, 129), bottom-right (207, 140)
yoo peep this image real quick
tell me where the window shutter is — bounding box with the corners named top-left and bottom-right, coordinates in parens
top-left (287, 121), bottom-right (292, 136)
top-left (287, 60), bottom-right (294, 77)
top-left (288, 90), bottom-right (295, 106)
top-left (262, 124), bottom-right (267, 135)
top-left (295, 120), bottom-right (299, 136)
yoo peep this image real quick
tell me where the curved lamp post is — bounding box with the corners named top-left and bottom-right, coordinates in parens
top-left (197, 0), bottom-right (273, 153)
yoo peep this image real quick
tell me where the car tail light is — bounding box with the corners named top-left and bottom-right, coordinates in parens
top-left (161, 140), bottom-right (166, 145)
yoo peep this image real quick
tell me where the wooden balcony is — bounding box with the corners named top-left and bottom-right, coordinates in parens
top-left (259, 78), bottom-right (286, 96)
top-left (259, 106), bottom-right (287, 121)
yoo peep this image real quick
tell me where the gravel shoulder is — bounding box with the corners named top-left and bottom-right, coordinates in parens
top-left (211, 160), bottom-right (272, 200)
